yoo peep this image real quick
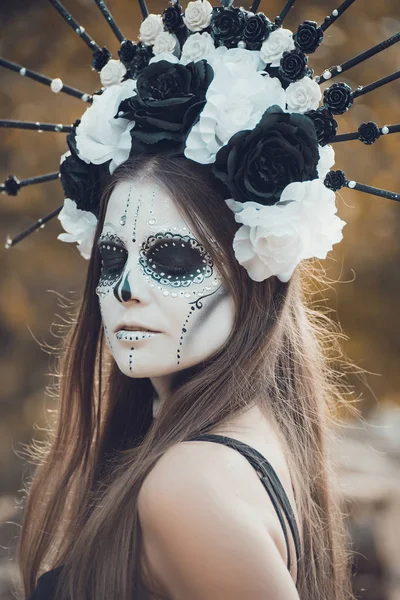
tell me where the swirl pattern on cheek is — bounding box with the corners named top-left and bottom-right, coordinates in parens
top-left (139, 231), bottom-right (214, 287)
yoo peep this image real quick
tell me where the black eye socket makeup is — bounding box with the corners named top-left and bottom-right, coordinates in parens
top-left (97, 232), bottom-right (128, 285)
top-left (139, 232), bottom-right (214, 288)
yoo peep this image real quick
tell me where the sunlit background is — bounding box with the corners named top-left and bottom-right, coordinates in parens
top-left (1, 0), bottom-right (400, 598)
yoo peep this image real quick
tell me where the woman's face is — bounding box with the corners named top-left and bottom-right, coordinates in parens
top-left (96, 178), bottom-right (235, 379)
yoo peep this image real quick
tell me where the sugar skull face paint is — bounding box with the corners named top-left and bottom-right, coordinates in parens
top-left (96, 179), bottom-right (235, 381)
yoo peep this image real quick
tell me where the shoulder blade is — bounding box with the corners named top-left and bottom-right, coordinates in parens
top-left (138, 442), bottom-right (300, 600)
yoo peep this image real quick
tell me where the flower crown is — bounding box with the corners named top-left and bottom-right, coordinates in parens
top-left (2, 0), bottom-right (400, 282)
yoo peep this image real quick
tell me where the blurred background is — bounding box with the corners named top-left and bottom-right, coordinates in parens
top-left (0, 0), bottom-right (399, 598)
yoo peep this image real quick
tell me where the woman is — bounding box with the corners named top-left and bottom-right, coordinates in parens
top-left (16, 153), bottom-right (356, 600)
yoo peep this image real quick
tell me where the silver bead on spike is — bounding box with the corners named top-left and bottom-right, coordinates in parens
top-left (382, 126), bottom-right (389, 134)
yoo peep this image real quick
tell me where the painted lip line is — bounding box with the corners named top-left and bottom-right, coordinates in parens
top-left (115, 329), bottom-right (159, 341)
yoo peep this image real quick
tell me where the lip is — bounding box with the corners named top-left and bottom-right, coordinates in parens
top-left (115, 329), bottom-right (159, 341)
top-left (114, 323), bottom-right (160, 334)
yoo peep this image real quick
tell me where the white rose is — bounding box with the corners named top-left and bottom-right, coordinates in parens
top-left (185, 65), bottom-right (285, 164)
top-left (317, 144), bottom-right (335, 180)
top-left (183, 0), bottom-right (213, 32)
top-left (180, 31), bottom-right (216, 65)
top-left (75, 78), bottom-right (136, 174)
top-left (260, 28), bottom-right (295, 67)
top-left (57, 198), bottom-right (97, 260)
top-left (285, 76), bottom-right (321, 113)
top-left (207, 46), bottom-right (264, 73)
top-left (100, 59), bottom-right (127, 87)
top-left (230, 201), bottom-right (305, 282)
top-left (139, 13), bottom-right (163, 46)
top-left (149, 51), bottom-right (179, 65)
top-left (153, 31), bottom-right (178, 55)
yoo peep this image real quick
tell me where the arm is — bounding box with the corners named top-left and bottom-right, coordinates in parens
top-left (138, 444), bottom-right (301, 600)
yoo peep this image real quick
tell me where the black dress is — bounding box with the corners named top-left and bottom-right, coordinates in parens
top-left (26, 434), bottom-right (302, 599)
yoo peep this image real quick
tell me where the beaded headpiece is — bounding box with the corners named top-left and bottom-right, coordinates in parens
top-left (2, 0), bottom-right (399, 282)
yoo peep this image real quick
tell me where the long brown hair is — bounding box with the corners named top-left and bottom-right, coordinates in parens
top-left (16, 154), bottom-right (359, 600)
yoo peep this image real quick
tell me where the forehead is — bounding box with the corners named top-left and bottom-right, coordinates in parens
top-left (103, 178), bottom-right (189, 232)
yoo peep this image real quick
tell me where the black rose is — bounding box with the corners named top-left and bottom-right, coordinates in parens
top-left (323, 82), bottom-right (354, 115)
top-left (279, 49), bottom-right (308, 83)
top-left (358, 121), bottom-right (381, 145)
top-left (117, 59), bottom-right (214, 155)
top-left (305, 107), bottom-right (338, 145)
top-left (210, 6), bottom-right (247, 48)
top-left (211, 104), bottom-right (319, 206)
top-left (60, 131), bottom-right (108, 216)
top-left (118, 40), bottom-right (137, 67)
top-left (243, 13), bottom-right (272, 50)
top-left (162, 4), bottom-right (185, 33)
top-left (324, 170), bottom-right (346, 191)
top-left (91, 47), bottom-right (111, 72)
top-left (125, 42), bottom-right (154, 80)
top-left (293, 21), bottom-right (324, 54)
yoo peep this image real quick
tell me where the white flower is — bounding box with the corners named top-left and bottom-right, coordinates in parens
top-left (260, 28), bottom-right (295, 67)
top-left (149, 52), bottom-right (179, 65)
top-left (183, 0), bottom-right (213, 32)
top-left (153, 31), bottom-right (178, 55)
top-left (317, 144), bottom-right (335, 180)
top-left (139, 13), bottom-right (163, 46)
top-left (226, 179), bottom-right (346, 282)
top-left (100, 59), bottom-right (127, 88)
top-left (75, 79), bottom-right (136, 174)
top-left (57, 198), bottom-right (97, 260)
top-left (285, 76), bottom-right (321, 113)
top-left (207, 46), bottom-right (264, 73)
top-left (180, 31), bottom-right (216, 65)
top-left (185, 65), bottom-right (285, 164)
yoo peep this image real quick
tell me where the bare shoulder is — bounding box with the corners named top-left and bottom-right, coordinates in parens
top-left (138, 441), bottom-right (300, 600)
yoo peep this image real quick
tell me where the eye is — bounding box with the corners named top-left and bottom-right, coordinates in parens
top-left (139, 233), bottom-right (214, 287)
top-left (98, 241), bottom-right (128, 277)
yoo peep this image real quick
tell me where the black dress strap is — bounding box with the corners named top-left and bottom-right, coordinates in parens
top-left (185, 433), bottom-right (301, 587)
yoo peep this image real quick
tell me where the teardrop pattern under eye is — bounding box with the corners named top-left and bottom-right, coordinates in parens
top-left (139, 232), bottom-right (214, 288)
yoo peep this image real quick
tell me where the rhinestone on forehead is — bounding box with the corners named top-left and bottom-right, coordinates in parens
top-left (139, 232), bottom-right (213, 288)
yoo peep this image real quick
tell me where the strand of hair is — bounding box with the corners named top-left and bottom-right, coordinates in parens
top-left (332, 124), bottom-right (400, 143)
top-left (274, 0), bottom-right (296, 26)
top-left (5, 205), bottom-right (63, 250)
top-left (352, 70), bottom-right (400, 99)
top-left (93, 0), bottom-right (125, 43)
top-left (320, 0), bottom-right (356, 33)
top-left (345, 180), bottom-right (400, 202)
top-left (0, 120), bottom-right (73, 133)
top-left (137, 0), bottom-right (149, 20)
top-left (318, 31), bottom-right (400, 84)
top-left (0, 58), bottom-right (92, 103)
top-left (47, 0), bottom-right (100, 53)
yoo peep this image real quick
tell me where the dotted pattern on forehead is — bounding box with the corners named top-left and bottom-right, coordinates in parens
top-left (120, 184), bottom-right (132, 227)
top-left (96, 232), bottom-right (127, 298)
top-left (132, 192), bottom-right (141, 243)
top-left (139, 232), bottom-right (213, 288)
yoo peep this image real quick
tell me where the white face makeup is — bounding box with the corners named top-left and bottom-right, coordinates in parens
top-left (95, 179), bottom-right (235, 381)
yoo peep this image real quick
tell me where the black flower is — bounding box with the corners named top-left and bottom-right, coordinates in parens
top-left (323, 82), bottom-right (354, 115)
top-left (210, 6), bottom-right (247, 48)
top-left (358, 121), bottom-right (381, 145)
top-left (3, 175), bottom-right (21, 196)
top-left (125, 42), bottom-right (154, 80)
top-left (305, 107), bottom-right (338, 145)
top-left (324, 170), bottom-right (346, 191)
top-left (293, 21), bottom-right (324, 54)
top-left (163, 4), bottom-right (185, 33)
top-left (279, 49), bottom-right (309, 83)
top-left (211, 104), bottom-right (319, 206)
top-left (117, 59), bottom-right (214, 155)
top-left (91, 47), bottom-right (112, 72)
top-left (243, 13), bottom-right (272, 50)
top-left (60, 131), bottom-right (108, 216)
top-left (118, 40), bottom-right (137, 67)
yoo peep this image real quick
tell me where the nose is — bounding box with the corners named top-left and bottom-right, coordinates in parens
top-left (113, 258), bottom-right (151, 304)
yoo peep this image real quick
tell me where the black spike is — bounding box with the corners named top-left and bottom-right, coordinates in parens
top-left (5, 205), bottom-right (63, 249)
top-left (250, 0), bottom-right (261, 13)
top-left (137, 0), bottom-right (149, 20)
top-left (333, 123), bottom-right (400, 143)
top-left (274, 0), bottom-right (296, 27)
top-left (320, 0), bottom-right (356, 32)
top-left (47, 0), bottom-right (101, 53)
top-left (93, 0), bottom-right (125, 43)
top-left (352, 70), bottom-right (400, 99)
top-left (317, 31), bottom-right (400, 84)
top-left (0, 58), bottom-right (92, 103)
top-left (0, 172), bottom-right (60, 196)
top-left (0, 120), bottom-right (73, 133)
top-left (345, 180), bottom-right (400, 202)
